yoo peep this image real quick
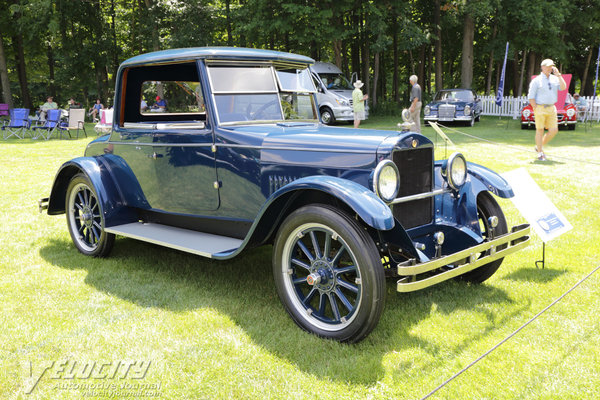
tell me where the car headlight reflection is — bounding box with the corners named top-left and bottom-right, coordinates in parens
top-left (373, 160), bottom-right (400, 202)
top-left (446, 152), bottom-right (467, 190)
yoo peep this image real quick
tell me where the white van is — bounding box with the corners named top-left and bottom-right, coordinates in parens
top-left (310, 62), bottom-right (368, 125)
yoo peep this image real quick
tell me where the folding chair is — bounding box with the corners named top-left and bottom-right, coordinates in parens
top-left (94, 109), bottom-right (113, 135)
top-left (1, 108), bottom-right (30, 139)
top-left (58, 108), bottom-right (87, 139)
top-left (31, 108), bottom-right (61, 139)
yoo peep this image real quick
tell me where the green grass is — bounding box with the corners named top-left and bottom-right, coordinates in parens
top-left (1, 118), bottom-right (600, 399)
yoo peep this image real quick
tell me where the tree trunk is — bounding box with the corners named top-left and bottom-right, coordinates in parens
top-left (517, 50), bottom-right (527, 97)
top-left (527, 51), bottom-right (536, 85)
top-left (372, 52), bottom-right (379, 107)
top-left (393, 23), bottom-right (399, 103)
top-left (47, 45), bottom-right (56, 99)
top-left (418, 45), bottom-right (425, 87)
top-left (225, 0), bottom-right (233, 46)
top-left (13, 34), bottom-right (31, 109)
top-left (434, 0), bottom-right (443, 92)
top-left (333, 39), bottom-right (343, 69)
top-left (484, 22), bottom-right (497, 95)
top-left (0, 32), bottom-right (13, 107)
top-left (460, 13), bottom-right (474, 88)
top-left (581, 47), bottom-right (593, 95)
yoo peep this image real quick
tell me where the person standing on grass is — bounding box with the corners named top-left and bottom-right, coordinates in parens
top-left (408, 75), bottom-right (422, 133)
top-left (352, 80), bottom-right (368, 128)
top-left (527, 59), bottom-right (566, 161)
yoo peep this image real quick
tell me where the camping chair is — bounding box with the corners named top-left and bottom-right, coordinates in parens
top-left (1, 108), bottom-right (30, 139)
top-left (58, 108), bottom-right (87, 139)
top-left (31, 108), bottom-right (61, 139)
top-left (94, 108), bottom-right (113, 135)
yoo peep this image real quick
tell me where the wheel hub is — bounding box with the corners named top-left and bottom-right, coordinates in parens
top-left (308, 258), bottom-right (336, 292)
top-left (80, 206), bottom-right (93, 228)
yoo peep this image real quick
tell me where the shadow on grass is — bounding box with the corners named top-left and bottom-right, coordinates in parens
top-left (503, 267), bottom-right (566, 283)
top-left (40, 237), bottom-right (518, 385)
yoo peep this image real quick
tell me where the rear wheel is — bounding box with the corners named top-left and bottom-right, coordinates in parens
top-left (66, 174), bottom-right (115, 257)
top-left (460, 192), bottom-right (508, 283)
top-left (272, 205), bottom-right (385, 343)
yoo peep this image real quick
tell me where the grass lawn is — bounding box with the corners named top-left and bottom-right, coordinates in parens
top-left (1, 118), bottom-right (599, 399)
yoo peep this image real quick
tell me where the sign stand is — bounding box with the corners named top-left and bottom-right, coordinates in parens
top-left (535, 242), bottom-right (546, 269)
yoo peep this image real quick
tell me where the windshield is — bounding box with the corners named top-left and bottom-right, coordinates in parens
top-left (434, 90), bottom-right (474, 102)
top-left (207, 65), bottom-right (318, 124)
top-left (317, 73), bottom-right (353, 90)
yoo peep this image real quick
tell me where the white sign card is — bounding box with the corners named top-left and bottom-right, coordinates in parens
top-left (501, 168), bottom-right (572, 243)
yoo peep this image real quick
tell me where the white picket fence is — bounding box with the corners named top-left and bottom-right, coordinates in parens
top-left (479, 95), bottom-right (600, 122)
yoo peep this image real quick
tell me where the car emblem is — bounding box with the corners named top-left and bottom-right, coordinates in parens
top-left (412, 139), bottom-right (418, 148)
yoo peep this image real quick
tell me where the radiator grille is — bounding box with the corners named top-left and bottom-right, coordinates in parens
top-left (392, 147), bottom-right (434, 229)
top-left (438, 104), bottom-right (456, 121)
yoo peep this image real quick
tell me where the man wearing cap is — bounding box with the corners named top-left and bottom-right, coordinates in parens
top-left (527, 59), bottom-right (566, 161)
top-left (352, 80), bottom-right (368, 128)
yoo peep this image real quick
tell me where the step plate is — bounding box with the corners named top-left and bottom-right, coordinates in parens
top-left (105, 222), bottom-right (243, 258)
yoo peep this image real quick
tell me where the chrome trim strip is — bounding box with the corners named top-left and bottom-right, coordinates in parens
top-left (390, 188), bottom-right (450, 204)
top-left (396, 225), bottom-right (530, 292)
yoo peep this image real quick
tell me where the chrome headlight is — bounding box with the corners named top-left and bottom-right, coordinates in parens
top-left (424, 105), bottom-right (430, 116)
top-left (464, 105), bottom-right (471, 116)
top-left (373, 160), bottom-right (400, 202)
top-left (523, 109), bottom-right (531, 118)
top-left (336, 98), bottom-right (349, 107)
top-left (446, 152), bottom-right (467, 190)
top-left (566, 108), bottom-right (575, 117)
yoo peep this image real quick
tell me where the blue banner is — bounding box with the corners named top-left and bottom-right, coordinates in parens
top-left (495, 42), bottom-right (509, 107)
top-left (593, 44), bottom-right (600, 100)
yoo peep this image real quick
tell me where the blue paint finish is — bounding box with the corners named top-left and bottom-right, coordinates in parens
top-left (268, 176), bottom-right (395, 231)
top-left (465, 162), bottom-right (513, 198)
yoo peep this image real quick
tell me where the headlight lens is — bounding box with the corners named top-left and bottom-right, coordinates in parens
top-left (336, 98), bottom-right (349, 107)
top-left (373, 160), bottom-right (400, 202)
top-left (523, 109), bottom-right (531, 118)
top-left (464, 105), bottom-right (471, 116)
top-left (424, 105), bottom-right (430, 116)
top-left (566, 108), bottom-right (575, 117)
top-left (446, 152), bottom-right (467, 190)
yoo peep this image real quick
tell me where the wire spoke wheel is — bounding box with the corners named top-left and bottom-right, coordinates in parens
top-left (273, 205), bottom-right (385, 342)
top-left (66, 174), bottom-right (114, 257)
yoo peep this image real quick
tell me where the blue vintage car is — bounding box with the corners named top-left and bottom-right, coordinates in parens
top-left (39, 48), bottom-right (529, 342)
top-left (424, 88), bottom-right (482, 126)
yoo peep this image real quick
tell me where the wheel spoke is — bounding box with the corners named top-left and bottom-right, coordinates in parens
top-left (336, 277), bottom-right (359, 293)
top-left (334, 264), bottom-right (356, 275)
top-left (291, 258), bottom-right (311, 271)
top-left (335, 288), bottom-right (354, 312)
top-left (74, 203), bottom-right (84, 212)
top-left (77, 223), bottom-right (85, 233)
top-left (303, 287), bottom-right (317, 306)
top-left (77, 192), bottom-right (85, 207)
top-left (328, 293), bottom-right (341, 321)
top-left (323, 233), bottom-right (331, 260)
top-left (83, 189), bottom-right (89, 206)
top-left (91, 226), bottom-right (100, 243)
top-left (93, 220), bottom-right (102, 231)
top-left (331, 245), bottom-right (346, 266)
top-left (293, 276), bottom-right (307, 285)
top-left (318, 293), bottom-right (327, 316)
top-left (296, 239), bottom-right (314, 262)
top-left (309, 231), bottom-right (321, 259)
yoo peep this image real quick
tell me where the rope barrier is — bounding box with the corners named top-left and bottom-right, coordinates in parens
top-left (435, 123), bottom-right (600, 166)
top-left (420, 263), bottom-right (600, 400)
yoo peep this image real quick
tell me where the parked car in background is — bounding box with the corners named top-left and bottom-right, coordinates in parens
top-left (520, 74), bottom-right (576, 130)
top-left (424, 88), bottom-right (482, 126)
top-left (310, 62), bottom-right (368, 125)
top-left (39, 47), bottom-right (530, 343)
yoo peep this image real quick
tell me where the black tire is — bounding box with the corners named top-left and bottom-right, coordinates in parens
top-left (568, 124), bottom-right (576, 131)
top-left (272, 204), bottom-right (385, 343)
top-left (520, 124), bottom-right (527, 130)
top-left (466, 116), bottom-right (475, 127)
top-left (66, 173), bottom-right (115, 257)
top-left (460, 192), bottom-right (508, 283)
top-left (320, 107), bottom-right (335, 125)
top-left (475, 115), bottom-right (480, 122)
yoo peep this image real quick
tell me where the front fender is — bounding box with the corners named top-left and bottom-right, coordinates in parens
top-left (47, 155), bottom-right (147, 227)
top-left (466, 162), bottom-right (513, 198)
top-left (270, 176), bottom-right (395, 231)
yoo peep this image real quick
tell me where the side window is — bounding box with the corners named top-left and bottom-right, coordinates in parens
top-left (141, 81), bottom-right (205, 115)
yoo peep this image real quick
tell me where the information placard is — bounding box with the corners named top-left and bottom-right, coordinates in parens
top-left (501, 168), bottom-right (572, 243)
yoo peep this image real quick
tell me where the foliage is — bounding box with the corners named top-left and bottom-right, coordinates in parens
top-left (0, 0), bottom-right (599, 109)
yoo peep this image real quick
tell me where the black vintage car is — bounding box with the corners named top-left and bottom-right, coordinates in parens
top-left (424, 89), bottom-right (482, 126)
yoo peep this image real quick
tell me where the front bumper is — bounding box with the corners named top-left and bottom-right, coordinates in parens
top-left (424, 115), bottom-right (471, 122)
top-left (397, 224), bottom-right (530, 292)
top-left (334, 107), bottom-right (370, 121)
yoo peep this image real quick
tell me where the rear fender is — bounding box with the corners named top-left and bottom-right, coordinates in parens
top-left (47, 155), bottom-right (147, 227)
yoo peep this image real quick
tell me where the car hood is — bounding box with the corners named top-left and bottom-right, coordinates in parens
top-left (225, 122), bottom-right (403, 153)
top-left (427, 100), bottom-right (472, 108)
top-left (328, 89), bottom-right (353, 100)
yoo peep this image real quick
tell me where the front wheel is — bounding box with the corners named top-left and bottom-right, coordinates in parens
top-left (460, 192), bottom-right (508, 283)
top-left (66, 174), bottom-right (115, 257)
top-left (273, 205), bottom-right (385, 343)
top-left (320, 107), bottom-right (335, 125)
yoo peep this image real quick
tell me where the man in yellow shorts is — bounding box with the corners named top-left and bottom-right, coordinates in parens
top-left (527, 59), bottom-right (566, 161)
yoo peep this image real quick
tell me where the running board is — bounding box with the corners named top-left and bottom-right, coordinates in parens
top-left (105, 222), bottom-right (243, 258)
